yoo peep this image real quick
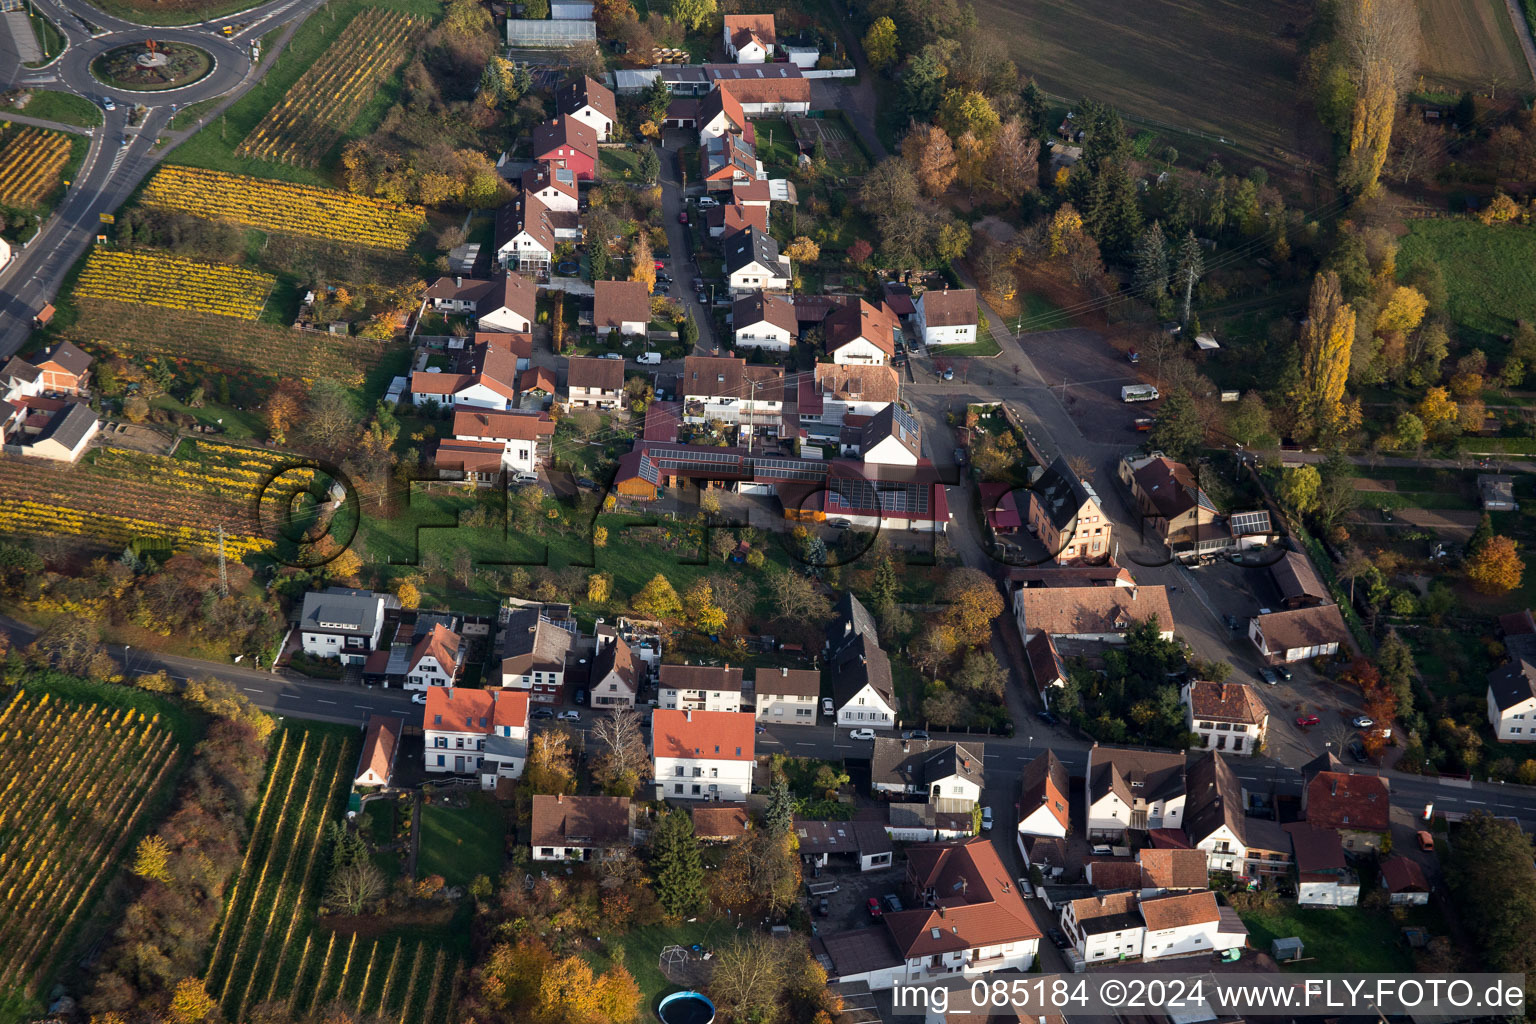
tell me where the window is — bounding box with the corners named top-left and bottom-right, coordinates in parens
top-left (693, 767), bottom-right (703, 777)
top-left (435, 754), bottom-right (444, 766)
top-left (674, 784), bottom-right (683, 794)
top-left (692, 785), bottom-right (701, 795)
top-left (541, 848), bottom-right (555, 857)
top-left (674, 766), bottom-right (684, 777)
top-left (456, 738), bottom-right (464, 749)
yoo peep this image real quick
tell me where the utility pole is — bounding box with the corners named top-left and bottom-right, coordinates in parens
top-left (745, 377), bottom-right (757, 454)
top-left (217, 524), bottom-right (229, 598)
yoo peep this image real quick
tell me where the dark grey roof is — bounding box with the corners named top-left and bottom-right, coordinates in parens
top-left (34, 402), bottom-right (96, 452)
top-left (861, 403), bottom-right (920, 458)
top-left (1019, 749), bottom-right (1070, 826)
top-left (871, 737), bottom-right (985, 792)
top-left (826, 591), bottom-right (878, 653)
top-left (1488, 657), bottom-right (1536, 711)
top-left (1031, 454), bottom-right (1096, 533)
top-left (1184, 751), bottom-right (1245, 847)
top-left (1089, 746), bottom-right (1186, 807)
top-left (1242, 815), bottom-right (1291, 856)
top-left (502, 607), bottom-right (574, 671)
top-left (1271, 547), bottom-right (1328, 603)
top-left (0, 356), bottom-right (40, 384)
top-left (724, 227), bottom-right (788, 277)
top-left (829, 633), bottom-right (895, 711)
top-left (817, 925), bottom-right (904, 979)
top-left (301, 587), bottom-right (383, 636)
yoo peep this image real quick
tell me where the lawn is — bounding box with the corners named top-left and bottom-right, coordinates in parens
top-left (13, 91), bottom-right (102, 129)
top-left (417, 792), bottom-right (506, 886)
top-left (1398, 219), bottom-right (1536, 347)
top-left (166, 0), bottom-right (443, 186)
top-left (929, 322), bottom-right (1003, 358)
top-left (25, 11), bottom-right (65, 65)
top-left (599, 147), bottom-right (644, 181)
top-left (1413, 0), bottom-right (1530, 94)
top-left (588, 919), bottom-right (735, 1008)
top-left (1239, 903), bottom-right (1416, 973)
top-left (150, 394), bottom-right (267, 439)
top-left (1011, 291), bottom-right (1074, 334)
top-left (979, 0), bottom-right (1311, 161)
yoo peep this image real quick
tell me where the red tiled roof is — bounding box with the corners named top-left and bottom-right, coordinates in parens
top-left (692, 803), bottom-right (750, 839)
top-left (424, 685), bottom-right (528, 733)
top-left (567, 355), bottom-right (624, 391)
top-left (408, 623), bottom-right (461, 676)
top-left (532, 115), bottom-right (597, 162)
top-left (531, 793), bottom-right (630, 848)
top-left (452, 409), bottom-right (554, 441)
top-left (651, 709), bottom-right (755, 761)
top-left (1137, 848), bottom-right (1209, 889)
top-left (724, 13), bottom-right (776, 49)
top-left (1186, 680), bottom-right (1267, 725)
top-left (1139, 890), bottom-right (1220, 931)
top-left (883, 837), bottom-right (1041, 957)
top-left (357, 714), bottom-right (401, 783)
top-left (1305, 772), bottom-right (1390, 832)
top-left (1380, 855), bottom-right (1429, 893)
top-left (595, 279), bottom-right (652, 329)
top-left (435, 439), bottom-right (507, 475)
top-left (644, 401), bottom-right (682, 441)
top-left (520, 367), bottom-right (556, 394)
top-left (825, 299), bottom-right (898, 357)
top-left (918, 288), bottom-right (977, 327)
top-left (558, 75), bottom-right (616, 122)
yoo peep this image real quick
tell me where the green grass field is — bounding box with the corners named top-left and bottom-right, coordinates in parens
top-left (1399, 220), bottom-right (1536, 346)
top-left (10, 92), bottom-right (101, 129)
top-left (166, 0), bottom-right (442, 186)
top-left (1239, 903), bottom-right (1416, 973)
top-left (417, 794), bottom-right (506, 886)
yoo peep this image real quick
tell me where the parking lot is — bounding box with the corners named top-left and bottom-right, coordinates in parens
top-left (808, 864), bottom-right (908, 933)
top-left (1017, 327), bottom-right (1147, 444)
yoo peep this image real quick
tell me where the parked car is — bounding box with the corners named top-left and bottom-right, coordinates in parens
top-left (101, 96), bottom-right (115, 111)
top-left (849, 728), bottom-right (877, 741)
top-left (1295, 714), bottom-right (1320, 727)
top-left (822, 697), bottom-right (834, 716)
top-left (655, 283), bottom-right (669, 295)
top-left (980, 807), bottom-right (994, 831)
top-left (601, 352), bottom-right (622, 360)
top-left (697, 196), bottom-right (719, 209)
top-left (1016, 877), bottom-right (1035, 898)
top-left (574, 689), bottom-right (587, 706)
top-left (678, 211), bottom-right (688, 224)
top-left (557, 710), bottom-right (581, 723)
top-left (636, 351), bottom-right (661, 365)
top-left (902, 729), bottom-right (929, 741)
top-left (953, 447), bottom-right (967, 465)
top-left (692, 276), bottom-right (704, 290)
top-left (576, 477), bottom-right (596, 489)
top-left (697, 292), bottom-right (708, 305)
top-left (1417, 830), bottom-right (1434, 852)
top-left (1036, 709), bottom-right (1059, 726)
top-left (532, 707), bottom-right (554, 720)
top-left (866, 897), bottom-right (883, 918)
top-left (827, 518), bottom-right (852, 530)
top-left (1380, 506), bottom-right (1394, 522)
top-left (1127, 350), bottom-right (1140, 363)
top-left (941, 368), bottom-right (955, 380)
top-left (653, 259), bottom-right (665, 270)
top-left (1351, 715), bottom-right (1374, 729)
top-left (816, 896), bottom-right (829, 916)
top-left (1048, 928), bottom-right (1069, 949)
top-left (411, 692), bottom-right (428, 705)
top-left (1347, 738), bottom-right (1367, 762)
top-left (512, 471), bottom-right (538, 483)
top-left (1160, 321), bottom-right (1182, 335)
top-left (1259, 667), bottom-right (1279, 685)
top-left (883, 893), bottom-right (903, 912)
top-left (1277, 665), bottom-right (1293, 681)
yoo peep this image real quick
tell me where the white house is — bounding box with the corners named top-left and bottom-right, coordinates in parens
top-left (651, 708), bottom-right (756, 800)
top-left (522, 162), bottom-right (578, 212)
top-left (724, 228), bottom-right (790, 296)
top-left (422, 273), bottom-right (536, 333)
top-left (494, 193), bottom-right (557, 273)
top-left (1249, 605), bottom-right (1349, 664)
top-left (680, 356), bottom-right (784, 439)
top-left (1017, 750), bottom-right (1071, 846)
top-left (410, 335), bottom-right (527, 412)
top-left (565, 356), bottom-right (625, 410)
top-left (1285, 822), bottom-right (1359, 907)
top-left (354, 714), bottom-right (402, 788)
top-left (817, 838), bottom-right (1040, 992)
top-left (658, 664), bottom-right (745, 712)
top-left (448, 409), bottom-right (554, 476)
top-left (423, 685), bottom-right (529, 786)
top-left (531, 794), bottom-right (630, 861)
top-left (1182, 680), bottom-right (1269, 754)
top-left (829, 634), bottom-right (898, 730)
top-left (556, 74), bottom-right (616, 141)
top-left (824, 299), bottom-right (897, 366)
top-left (914, 288), bottom-right (978, 346)
top-left (753, 667), bottom-right (820, 725)
top-left (722, 13), bottom-right (775, 62)
top-left (1183, 751), bottom-right (1247, 873)
top-left (500, 608), bottom-right (574, 702)
top-left (1139, 891), bottom-right (1235, 959)
top-left (857, 404), bottom-right (921, 466)
top-left (1487, 653), bottom-right (1536, 742)
top-left (299, 588), bottom-right (387, 666)
top-left (805, 363), bottom-right (901, 426)
top-left (731, 291), bottom-right (797, 351)
top-left (590, 631), bottom-right (641, 709)
top-left (870, 738), bottom-right (985, 805)
top-left (405, 623), bottom-right (465, 690)
top-left (1062, 891), bottom-right (1144, 962)
top-left (1085, 746), bottom-right (1186, 841)
top-left (697, 86), bottom-right (747, 142)
top-left (594, 279), bottom-right (653, 338)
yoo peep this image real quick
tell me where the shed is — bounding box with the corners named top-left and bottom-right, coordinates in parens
top-left (1194, 333), bottom-right (1220, 351)
top-left (1479, 474), bottom-right (1518, 511)
top-left (505, 18), bottom-right (595, 45)
top-left (1271, 937), bottom-right (1304, 962)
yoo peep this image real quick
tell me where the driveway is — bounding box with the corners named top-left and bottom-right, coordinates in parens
top-left (657, 135), bottom-right (715, 353)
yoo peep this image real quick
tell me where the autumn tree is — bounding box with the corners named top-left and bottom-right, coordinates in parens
top-left (630, 231), bottom-right (656, 292)
top-left (168, 979), bottom-right (216, 1024)
top-left (986, 117), bottom-right (1040, 199)
top-left (863, 16), bottom-right (898, 69)
top-left (1467, 535), bottom-right (1524, 594)
top-left (1289, 272), bottom-right (1360, 443)
top-left (393, 579), bottom-right (421, 610)
top-left (937, 89), bottom-right (1000, 142)
top-left (975, 242), bottom-right (1017, 301)
top-left (902, 122), bottom-right (957, 197)
top-left (132, 835), bottom-right (173, 884)
top-left (665, 0), bottom-right (716, 32)
top-left (939, 567), bottom-right (1003, 648)
top-left (1343, 59), bottom-right (1395, 197)
top-left (587, 572), bottom-right (612, 604)
top-left (1279, 465), bottom-right (1321, 515)
top-left (1416, 386), bottom-right (1461, 441)
top-left (526, 729), bottom-right (577, 794)
top-left (683, 578), bottom-right (728, 635)
top-left (632, 573), bottom-right (682, 621)
top-left (592, 708), bottom-right (648, 795)
top-left (784, 236), bottom-right (821, 263)
top-left (1047, 203), bottom-right (1084, 256)
top-left (263, 379), bottom-right (305, 445)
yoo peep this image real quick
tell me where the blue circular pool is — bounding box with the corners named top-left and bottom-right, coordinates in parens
top-left (657, 991), bottom-right (716, 1024)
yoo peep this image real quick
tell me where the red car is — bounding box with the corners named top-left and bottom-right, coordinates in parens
top-left (866, 897), bottom-right (883, 918)
top-left (653, 259), bottom-right (665, 270)
top-left (678, 211), bottom-right (688, 224)
top-left (1295, 714), bottom-right (1320, 727)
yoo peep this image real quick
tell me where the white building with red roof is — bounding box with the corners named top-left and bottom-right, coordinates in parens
top-left (651, 708), bottom-right (755, 801)
top-left (817, 836), bottom-right (1040, 990)
top-left (722, 13), bottom-right (775, 62)
top-left (405, 622), bottom-right (465, 689)
top-left (423, 685), bottom-right (529, 785)
top-left (448, 409), bottom-right (555, 477)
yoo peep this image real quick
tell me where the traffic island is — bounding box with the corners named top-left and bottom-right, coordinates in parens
top-left (90, 40), bottom-right (213, 91)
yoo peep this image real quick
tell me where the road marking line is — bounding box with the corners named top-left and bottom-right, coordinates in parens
top-left (353, 704), bottom-right (373, 709)
top-left (316, 699), bottom-right (337, 705)
top-left (243, 687), bottom-right (262, 693)
top-left (1467, 799), bottom-right (1487, 804)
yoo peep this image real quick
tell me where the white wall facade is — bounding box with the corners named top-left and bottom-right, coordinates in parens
top-left (1142, 920), bottom-right (1224, 959)
top-left (735, 322), bottom-right (794, 350)
top-left (836, 684), bottom-right (896, 728)
top-left (659, 686), bottom-right (743, 712)
top-left (654, 755), bottom-right (752, 800)
top-left (728, 265), bottom-right (790, 295)
top-left (480, 306), bottom-right (532, 333)
top-left (1488, 690), bottom-right (1536, 742)
top-left (756, 692), bottom-right (817, 724)
top-left (1297, 879), bottom-right (1360, 907)
top-left (406, 655), bottom-right (457, 690)
top-left (830, 338), bottom-right (888, 366)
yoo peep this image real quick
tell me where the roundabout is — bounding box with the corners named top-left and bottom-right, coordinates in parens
top-left (90, 39), bottom-right (214, 90)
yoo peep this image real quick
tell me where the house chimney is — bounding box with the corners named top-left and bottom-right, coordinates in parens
top-left (557, 793), bottom-right (563, 803)
top-left (1330, 779), bottom-right (1337, 796)
top-left (781, 667), bottom-right (787, 676)
top-left (685, 709), bottom-right (692, 722)
top-left (938, 905), bottom-right (945, 918)
top-left (456, 276), bottom-right (463, 289)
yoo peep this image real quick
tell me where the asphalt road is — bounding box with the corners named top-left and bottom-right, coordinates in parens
top-left (0, 0), bottom-right (324, 360)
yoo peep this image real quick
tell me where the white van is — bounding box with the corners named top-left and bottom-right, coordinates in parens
top-left (636, 351), bottom-right (661, 365)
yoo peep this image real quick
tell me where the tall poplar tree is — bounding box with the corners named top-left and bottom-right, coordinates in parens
top-left (1290, 272), bottom-right (1360, 442)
